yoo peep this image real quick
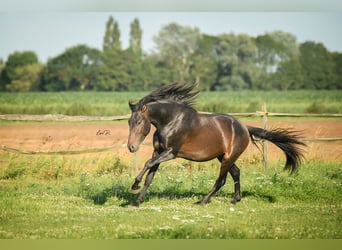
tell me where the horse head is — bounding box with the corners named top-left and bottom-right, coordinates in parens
top-left (127, 101), bottom-right (151, 153)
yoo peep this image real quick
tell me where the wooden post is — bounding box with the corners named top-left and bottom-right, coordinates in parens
top-left (188, 161), bottom-right (193, 179)
top-left (261, 103), bottom-right (268, 168)
top-left (133, 152), bottom-right (138, 177)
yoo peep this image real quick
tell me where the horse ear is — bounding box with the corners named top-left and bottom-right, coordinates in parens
top-left (129, 101), bottom-right (136, 111)
top-left (141, 105), bottom-right (147, 113)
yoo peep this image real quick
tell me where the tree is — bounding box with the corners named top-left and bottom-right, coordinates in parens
top-left (255, 30), bottom-right (301, 89)
top-left (255, 31), bottom-right (298, 72)
top-left (153, 23), bottom-right (201, 82)
top-left (2, 51), bottom-right (39, 85)
top-left (6, 63), bottom-right (44, 92)
top-left (127, 18), bottom-right (145, 90)
top-left (299, 41), bottom-right (336, 89)
top-left (42, 45), bottom-right (102, 91)
top-left (129, 18), bottom-right (143, 56)
top-left (99, 16), bottom-right (134, 91)
top-left (0, 60), bottom-right (5, 91)
top-left (103, 16), bottom-right (121, 52)
top-left (271, 57), bottom-right (304, 90)
top-left (189, 34), bottom-right (218, 90)
top-left (1, 51), bottom-right (41, 92)
top-left (332, 52), bottom-right (342, 89)
top-left (98, 49), bottom-right (131, 91)
top-left (214, 33), bottom-right (259, 90)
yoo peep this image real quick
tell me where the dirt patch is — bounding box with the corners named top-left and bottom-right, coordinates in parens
top-left (0, 120), bottom-right (341, 164)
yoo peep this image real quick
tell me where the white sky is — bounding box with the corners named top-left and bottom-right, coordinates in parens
top-left (1, 2), bottom-right (342, 62)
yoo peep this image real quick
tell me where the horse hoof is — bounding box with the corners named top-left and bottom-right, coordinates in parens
top-left (130, 187), bottom-right (141, 194)
top-left (127, 204), bottom-right (139, 209)
top-left (230, 198), bottom-right (241, 205)
top-left (195, 200), bottom-right (209, 205)
top-left (132, 202), bottom-right (140, 207)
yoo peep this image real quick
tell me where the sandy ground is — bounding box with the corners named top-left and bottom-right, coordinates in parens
top-left (0, 120), bottom-right (341, 165)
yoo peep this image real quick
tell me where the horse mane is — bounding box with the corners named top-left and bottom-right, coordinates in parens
top-left (132, 82), bottom-right (199, 109)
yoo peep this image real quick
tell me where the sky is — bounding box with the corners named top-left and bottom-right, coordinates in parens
top-left (1, 2), bottom-right (342, 63)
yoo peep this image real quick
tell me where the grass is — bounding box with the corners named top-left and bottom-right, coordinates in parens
top-left (0, 151), bottom-right (341, 239)
top-left (0, 90), bottom-right (341, 116)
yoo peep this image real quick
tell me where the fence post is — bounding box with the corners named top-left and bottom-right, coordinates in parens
top-left (133, 152), bottom-right (138, 177)
top-left (261, 102), bottom-right (268, 168)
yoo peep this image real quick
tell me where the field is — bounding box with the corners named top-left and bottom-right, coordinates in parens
top-left (0, 90), bottom-right (341, 115)
top-left (0, 90), bottom-right (341, 239)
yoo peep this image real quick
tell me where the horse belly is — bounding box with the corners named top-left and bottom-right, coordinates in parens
top-left (178, 133), bottom-right (224, 162)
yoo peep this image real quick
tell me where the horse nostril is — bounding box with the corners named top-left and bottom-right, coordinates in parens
top-left (128, 144), bottom-right (135, 152)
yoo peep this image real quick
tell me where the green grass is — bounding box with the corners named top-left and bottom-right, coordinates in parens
top-left (0, 152), bottom-right (341, 239)
top-left (0, 90), bottom-right (341, 116)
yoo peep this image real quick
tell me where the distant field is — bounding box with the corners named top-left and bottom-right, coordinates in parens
top-left (0, 90), bottom-right (341, 116)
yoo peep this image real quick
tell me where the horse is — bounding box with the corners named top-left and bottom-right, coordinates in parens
top-left (127, 82), bottom-right (305, 207)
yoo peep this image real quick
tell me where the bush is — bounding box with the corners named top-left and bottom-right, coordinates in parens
top-left (1, 164), bottom-right (26, 179)
top-left (306, 102), bottom-right (340, 113)
top-left (96, 156), bottom-right (127, 176)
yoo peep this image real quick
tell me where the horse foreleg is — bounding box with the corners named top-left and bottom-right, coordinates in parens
top-left (229, 164), bottom-right (241, 204)
top-left (133, 165), bottom-right (159, 207)
top-left (131, 148), bottom-right (175, 206)
top-left (131, 164), bottom-right (149, 194)
top-left (131, 149), bottom-right (163, 194)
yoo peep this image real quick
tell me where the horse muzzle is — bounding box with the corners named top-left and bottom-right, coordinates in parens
top-left (127, 143), bottom-right (139, 153)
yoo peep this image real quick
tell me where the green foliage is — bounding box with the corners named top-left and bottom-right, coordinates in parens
top-left (0, 61), bottom-right (6, 91)
top-left (6, 63), bottom-right (44, 92)
top-left (103, 16), bottom-right (121, 51)
top-left (99, 48), bottom-right (131, 91)
top-left (2, 51), bottom-right (38, 81)
top-left (214, 33), bottom-right (259, 90)
top-left (1, 51), bottom-right (41, 91)
top-left (271, 57), bottom-right (304, 90)
top-left (300, 42), bottom-right (337, 89)
top-left (332, 52), bottom-right (342, 89)
top-left (42, 45), bottom-right (102, 91)
top-left (153, 23), bottom-right (201, 82)
top-left (129, 18), bottom-right (142, 55)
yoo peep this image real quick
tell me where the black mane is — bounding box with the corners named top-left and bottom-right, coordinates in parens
top-left (131, 82), bottom-right (199, 109)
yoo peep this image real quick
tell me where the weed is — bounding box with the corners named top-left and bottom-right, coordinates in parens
top-left (1, 163), bottom-right (26, 179)
top-left (96, 156), bottom-right (127, 176)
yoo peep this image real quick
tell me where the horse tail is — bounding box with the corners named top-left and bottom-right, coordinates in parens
top-left (247, 126), bottom-right (306, 174)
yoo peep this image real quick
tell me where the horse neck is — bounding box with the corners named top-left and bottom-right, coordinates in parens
top-left (147, 102), bottom-right (186, 129)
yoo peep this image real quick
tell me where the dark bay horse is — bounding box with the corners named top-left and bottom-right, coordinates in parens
top-left (127, 83), bottom-right (305, 207)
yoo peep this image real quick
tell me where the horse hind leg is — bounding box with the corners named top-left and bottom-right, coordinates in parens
top-left (229, 163), bottom-right (241, 204)
top-left (196, 156), bottom-right (233, 205)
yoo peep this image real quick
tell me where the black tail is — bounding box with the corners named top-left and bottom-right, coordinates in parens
top-left (247, 126), bottom-right (306, 173)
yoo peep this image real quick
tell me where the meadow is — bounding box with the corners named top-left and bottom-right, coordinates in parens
top-left (0, 89), bottom-right (341, 239)
top-left (0, 90), bottom-right (341, 116)
top-left (0, 152), bottom-right (341, 239)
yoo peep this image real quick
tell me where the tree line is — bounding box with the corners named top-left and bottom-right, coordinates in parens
top-left (1, 16), bottom-right (341, 92)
